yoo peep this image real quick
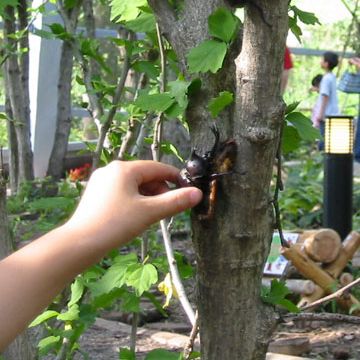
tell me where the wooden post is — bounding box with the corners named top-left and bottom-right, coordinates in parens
top-left (281, 240), bottom-right (360, 314)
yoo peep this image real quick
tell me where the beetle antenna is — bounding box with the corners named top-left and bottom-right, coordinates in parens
top-left (208, 124), bottom-right (220, 159)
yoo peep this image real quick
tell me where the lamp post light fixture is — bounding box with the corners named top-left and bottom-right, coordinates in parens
top-left (323, 115), bottom-right (354, 240)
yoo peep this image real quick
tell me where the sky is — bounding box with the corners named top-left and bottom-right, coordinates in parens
top-left (287, 0), bottom-right (353, 46)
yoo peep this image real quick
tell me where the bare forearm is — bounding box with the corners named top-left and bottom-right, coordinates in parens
top-left (0, 160), bottom-right (202, 351)
top-left (0, 223), bottom-right (115, 350)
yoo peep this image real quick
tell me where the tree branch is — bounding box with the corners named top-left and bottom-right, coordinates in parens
top-left (183, 310), bottom-right (199, 359)
top-left (92, 31), bottom-right (132, 169)
top-left (117, 73), bottom-right (147, 160)
top-left (284, 311), bottom-right (360, 325)
top-left (150, 22), bottom-right (196, 326)
top-left (300, 277), bottom-right (360, 311)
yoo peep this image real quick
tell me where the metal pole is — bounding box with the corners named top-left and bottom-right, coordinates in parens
top-left (323, 153), bottom-right (353, 239)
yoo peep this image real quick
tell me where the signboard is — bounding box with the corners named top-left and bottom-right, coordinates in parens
top-left (263, 232), bottom-right (299, 276)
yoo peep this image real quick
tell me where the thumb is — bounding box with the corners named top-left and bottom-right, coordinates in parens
top-left (145, 187), bottom-right (203, 221)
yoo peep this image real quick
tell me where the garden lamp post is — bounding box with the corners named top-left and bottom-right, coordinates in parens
top-left (323, 115), bottom-right (354, 240)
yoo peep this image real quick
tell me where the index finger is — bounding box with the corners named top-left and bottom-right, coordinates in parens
top-left (127, 160), bottom-right (180, 185)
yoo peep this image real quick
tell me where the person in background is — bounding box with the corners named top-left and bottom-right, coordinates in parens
top-left (281, 46), bottom-right (294, 95)
top-left (349, 57), bottom-right (360, 162)
top-left (0, 160), bottom-right (203, 351)
top-left (313, 51), bottom-right (340, 150)
top-left (310, 74), bottom-right (323, 128)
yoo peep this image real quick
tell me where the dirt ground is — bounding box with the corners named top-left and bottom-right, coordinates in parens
top-left (70, 308), bottom-right (360, 360)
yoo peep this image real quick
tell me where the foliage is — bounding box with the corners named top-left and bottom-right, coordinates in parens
top-left (186, 7), bottom-right (239, 74)
top-left (261, 279), bottom-right (300, 313)
top-left (280, 149), bottom-right (323, 230)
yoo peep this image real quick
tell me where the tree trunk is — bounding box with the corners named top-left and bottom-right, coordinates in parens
top-left (3, 5), bottom-right (34, 188)
top-left (47, 3), bottom-right (81, 179)
top-left (47, 41), bottom-right (75, 179)
top-left (149, 1), bottom-right (289, 359)
top-left (5, 94), bottom-right (18, 193)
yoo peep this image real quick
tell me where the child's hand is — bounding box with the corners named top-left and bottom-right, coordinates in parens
top-left (66, 160), bottom-right (203, 251)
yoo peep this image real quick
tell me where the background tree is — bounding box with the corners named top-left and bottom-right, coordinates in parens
top-left (146, 1), bottom-right (289, 359)
top-left (46, 0), bottom-right (82, 180)
top-left (2, 1), bottom-right (34, 192)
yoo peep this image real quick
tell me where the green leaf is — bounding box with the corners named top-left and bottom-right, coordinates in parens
top-left (64, 0), bottom-right (77, 10)
top-left (288, 16), bottom-right (302, 43)
top-left (165, 102), bottom-right (185, 118)
top-left (285, 101), bottom-right (300, 115)
top-left (90, 253), bottom-right (138, 297)
top-left (32, 28), bottom-right (54, 40)
top-left (126, 263), bottom-right (158, 296)
top-left (208, 7), bottom-right (239, 43)
top-left (68, 278), bottom-right (84, 307)
top-left (188, 351), bottom-right (201, 359)
top-left (125, 12), bottom-right (156, 32)
top-left (286, 112), bottom-right (320, 141)
top-left (135, 93), bottom-right (175, 112)
top-left (57, 304), bottom-right (80, 321)
top-left (110, 0), bottom-right (147, 22)
top-left (0, 0), bottom-right (18, 17)
top-left (28, 197), bottom-right (75, 213)
top-left (48, 23), bottom-right (72, 41)
top-left (187, 78), bottom-right (202, 95)
top-left (186, 40), bottom-right (227, 74)
top-left (168, 79), bottom-right (191, 108)
top-left (132, 60), bottom-right (159, 80)
top-left (119, 348), bottom-right (136, 360)
top-left (29, 310), bottom-right (59, 327)
top-left (261, 279), bottom-right (299, 313)
top-left (121, 291), bottom-right (141, 313)
top-left (145, 349), bottom-right (182, 360)
top-left (208, 91), bottom-right (234, 117)
top-left (290, 5), bottom-right (320, 25)
top-left (160, 141), bottom-right (184, 162)
top-left (282, 123), bottom-right (301, 154)
top-left (37, 336), bottom-right (61, 354)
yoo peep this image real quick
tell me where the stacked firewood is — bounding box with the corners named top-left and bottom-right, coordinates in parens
top-left (280, 229), bottom-right (360, 314)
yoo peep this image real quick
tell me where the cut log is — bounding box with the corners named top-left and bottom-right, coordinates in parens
top-left (324, 231), bottom-right (360, 278)
top-left (339, 272), bottom-right (354, 286)
top-left (296, 231), bottom-right (360, 309)
top-left (281, 244), bottom-right (360, 315)
top-left (262, 278), bottom-right (316, 295)
top-left (303, 228), bottom-right (341, 264)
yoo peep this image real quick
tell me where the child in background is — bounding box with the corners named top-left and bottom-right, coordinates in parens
top-left (310, 74), bottom-right (323, 128)
top-left (314, 51), bottom-right (340, 150)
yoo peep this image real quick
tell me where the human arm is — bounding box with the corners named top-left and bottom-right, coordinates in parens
top-left (0, 160), bottom-right (202, 350)
top-left (315, 94), bottom-right (329, 124)
top-left (349, 57), bottom-right (360, 70)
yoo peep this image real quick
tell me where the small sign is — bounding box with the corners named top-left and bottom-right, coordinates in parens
top-left (263, 232), bottom-right (299, 276)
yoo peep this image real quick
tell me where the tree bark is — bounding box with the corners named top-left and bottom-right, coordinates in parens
top-left (149, 1), bottom-right (289, 359)
top-left (4, 94), bottom-right (18, 193)
top-left (3, 5), bottom-right (34, 188)
top-left (47, 2), bottom-right (81, 179)
top-left (47, 41), bottom-right (76, 179)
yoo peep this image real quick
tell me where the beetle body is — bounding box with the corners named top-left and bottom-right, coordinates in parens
top-left (178, 125), bottom-right (237, 220)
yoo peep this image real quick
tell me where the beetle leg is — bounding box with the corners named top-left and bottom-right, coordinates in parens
top-left (209, 171), bottom-right (232, 180)
top-left (198, 179), bottom-right (217, 221)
